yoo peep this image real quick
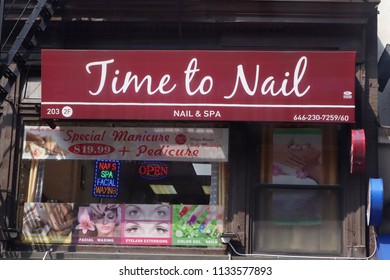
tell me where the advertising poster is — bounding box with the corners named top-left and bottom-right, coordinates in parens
top-left (22, 126), bottom-right (229, 162)
top-left (272, 128), bottom-right (323, 185)
top-left (22, 203), bottom-right (223, 247)
top-left (72, 204), bottom-right (122, 244)
top-left (171, 205), bottom-right (223, 247)
top-left (122, 204), bottom-right (172, 246)
top-left (22, 202), bottom-right (75, 244)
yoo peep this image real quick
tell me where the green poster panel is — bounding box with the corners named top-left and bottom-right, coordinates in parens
top-left (172, 205), bottom-right (223, 247)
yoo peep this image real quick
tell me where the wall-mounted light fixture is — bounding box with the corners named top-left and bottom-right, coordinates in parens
top-left (220, 232), bottom-right (238, 244)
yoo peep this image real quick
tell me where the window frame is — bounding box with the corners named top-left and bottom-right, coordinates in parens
top-left (252, 123), bottom-right (343, 255)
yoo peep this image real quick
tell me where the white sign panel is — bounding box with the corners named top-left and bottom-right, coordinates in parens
top-left (23, 126), bottom-right (229, 162)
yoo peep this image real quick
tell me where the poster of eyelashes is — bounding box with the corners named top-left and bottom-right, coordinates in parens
top-left (22, 203), bottom-right (224, 247)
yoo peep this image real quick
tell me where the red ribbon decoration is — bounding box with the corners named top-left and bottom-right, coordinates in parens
top-left (350, 129), bottom-right (366, 173)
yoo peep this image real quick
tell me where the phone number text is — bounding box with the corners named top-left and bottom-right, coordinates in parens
top-left (293, 114), bottom-right (350, 122)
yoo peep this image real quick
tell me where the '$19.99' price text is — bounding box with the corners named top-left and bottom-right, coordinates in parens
top-left (68, 143), bottom-right (115, 155)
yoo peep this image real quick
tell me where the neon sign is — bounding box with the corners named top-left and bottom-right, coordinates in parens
top-left (93, 160), bottom-right (120, 198)
top-left (138, 161), bottom-right (168, 180)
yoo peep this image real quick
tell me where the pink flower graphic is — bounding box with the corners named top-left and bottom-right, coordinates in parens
top-left (75, 208), bottom-right (95, 234)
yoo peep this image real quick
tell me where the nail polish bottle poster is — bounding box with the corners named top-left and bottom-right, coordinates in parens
top-left (172, 204), bottom-right (224, 247)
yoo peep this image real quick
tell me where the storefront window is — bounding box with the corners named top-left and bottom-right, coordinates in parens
top-left (253, 124), bottom-right (341, 254)
top-left (19, 126), bottom-right (228, 246)
top-left (21, 160), bottom-right (224, 205)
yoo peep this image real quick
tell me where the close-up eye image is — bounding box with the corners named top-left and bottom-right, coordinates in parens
top-left (125, 205), bottom-right (145, 220)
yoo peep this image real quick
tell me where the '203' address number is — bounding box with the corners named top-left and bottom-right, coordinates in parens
top-left (46, 106), bottom-right (73, 118)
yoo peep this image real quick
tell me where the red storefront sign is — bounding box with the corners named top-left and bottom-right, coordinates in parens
top-left (350, 129), bottom-right (366, 173)
top-left (41, 50), bottom-right (356, 123)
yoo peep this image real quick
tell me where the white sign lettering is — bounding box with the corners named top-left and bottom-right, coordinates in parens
top-left (225, 56), bottom-right (310, 99)
top-left (85, 56), bottom-right (310, 99)
top-left (86, 59), bottom-right (176, 96)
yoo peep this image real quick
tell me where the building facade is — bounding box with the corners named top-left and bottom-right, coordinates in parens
top-left (0, 0), bottom-right (382, 259)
